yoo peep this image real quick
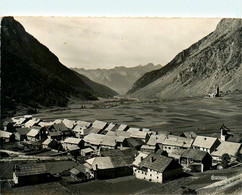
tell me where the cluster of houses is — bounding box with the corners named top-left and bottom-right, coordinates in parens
top-left (1, 115), bottom-right (241, 185)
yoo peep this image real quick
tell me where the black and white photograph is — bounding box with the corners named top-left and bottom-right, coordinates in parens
top-left (0, 1), bottom-right (242, 194)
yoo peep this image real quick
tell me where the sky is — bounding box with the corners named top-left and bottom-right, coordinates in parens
top-left (15, 17), bottom-right (221, 69)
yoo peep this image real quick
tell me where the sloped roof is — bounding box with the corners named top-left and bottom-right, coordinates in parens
top-left (24, 118), bottom-right (41, 128)
top-left (70, 164), bottom-right (91, 175)
top-left (75, 121), bottom-right (92, 129)
top-left (66, 145), bottom-right (80, 151)
top-left (116, 130), bottom-right (131, 138)
top-left (42, 138), bottom-right (52, 145)
top-left (15, 128), bottom-right (31, 136)
top-left (53, 119), bottom-right (63, 124)
top-left (0, 130), bottom-right (13, 138)
top-left (53, 123), bottom-right (69, 132)
top-left (193, 136), bottom-right (218, 149)
top-left (101, 135), bottom-right (117, 147)
top-left (38, 121), bottom-right (54, 127)
top-left (130, 131), bottom-right (148, 139)
top-left (48, 130), bottom-right (63, 137)
top-left (62, 119), bottom-right (75, 129)
top-left (147, 135), bottom-right (158, 146)
top-left (81, 148), bottom-right (94, 154)
top-left (64, 137), bottom-right (82, 145)
top-left (27, 129), bottom-right (39, 137)
top-left (84, 133), bottom-right (105, 145)
top-left (116, 124), bottom-right (129, 131)
top-left (211, 141), bottom-right (241, 157)
top-left (104, 123), bottom-right (118, 132)
top-left (92, 120), bottom-right (108, 130)
top-left (139, 153), bottom-right (175, 173)
top-left (181, 148), bottom-right (209, 161)
top-left (133, 152), bottom-right (148, 167)
top-left (125, 138), bottom-right (144, 147)
top-left (92, 157), bottom-right (114, 170)
top-left (141, 145), bottom-right (156, 150)
top-left (86, 157), bottom-right (95, 165)
top-left (89, 128), bottom-right (103, 134)
top-left (13, 118), bottom-right (27, 125)
top-left (14, 164), bottom-right (47, 177)
top-left (127, 127), bottom-right (141, 133)
top-left (163, 135), bottom-right (194, 148)
top-left (156, 134), bottom-right (167, 144)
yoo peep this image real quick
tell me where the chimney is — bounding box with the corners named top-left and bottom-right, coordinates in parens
top-left (150, 157), bottom-right (154, 163)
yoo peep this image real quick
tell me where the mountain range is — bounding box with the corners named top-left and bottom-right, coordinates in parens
top-left (128, 18), bottom-right (242, 99)
top-left (1, 17), bottom-right (117, 116)
top-left (71, 63), bottom-right (162, 95)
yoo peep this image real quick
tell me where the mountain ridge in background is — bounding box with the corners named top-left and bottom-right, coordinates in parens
top-left (71, 63), bottom-right (162, 94)
top-left (1, 17), bottom-right (117, 117)
top-left (128, 18), bottom-right (242, 99)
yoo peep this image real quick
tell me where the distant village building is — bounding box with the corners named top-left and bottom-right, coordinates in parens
top-left (81, 148), bottom-right (94, 156)
top-left (3, 121), bottom-right (15, 132)
top-left (180, 131), bottom-right (197, 139)
top-left (42, 138), bottom-right (59, 150)
top-left (140, 144), bottom-right (159, 154)
top-left (62, 119), bottom-right (76, 129)
top-left (88, 120), bottom-right (109, 134)
top-left (192, 135), bottom-right (220, 154)
top-left (83, 133), bottom-right (105, 150)
top-left (180, 149), bottom-right (212, 172)
top-left (123, 138), bottom-right (145, 150)
top-left (0, 130), bottom-right (15, 143)
top-left (63, 137), bottom-right (84, 151)
top-left (13, 164), bottom-right (52, 186)
top-left (15, 128), bottom-right (30, 141)
top-left (24, 118), bottom-right (42, 128)
top-left (50, 123), bottom-right (72, 137)
top-left (134, 153), bottom-right (183, 183)
top-left (211, 141), bottom-right (241, 162)
top-left (162, 135), bottom-right (194, 153)
top-left (116, 124), bottom-right (129, 132)
top-left (70, 163), bottom-right (94, 181)
top-left (27, 129), bottom-right (40, 142)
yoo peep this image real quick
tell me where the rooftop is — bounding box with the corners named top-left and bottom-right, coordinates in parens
top-left (14, 164), bottom-right (48, 177)
top-left (193, 135), bottom-right (218, 149)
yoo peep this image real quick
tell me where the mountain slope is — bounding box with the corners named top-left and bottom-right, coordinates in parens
top-left (128, 18), bottom-right (242, 99)
top-left (1, 17), bottom-right (117, 116)
top-left (72, 63), bottom-right (162, 94)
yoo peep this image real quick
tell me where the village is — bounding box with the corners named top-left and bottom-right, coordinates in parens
top-left (0, 115), bottom-right (241, 194)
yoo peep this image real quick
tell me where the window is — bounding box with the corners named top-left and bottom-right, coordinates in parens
top-left (168, 147), bottom-right (171, 149)
top-left (157, 176), bottom-right (159, 179)
top-left (150, 174), bottom-right (152, 176)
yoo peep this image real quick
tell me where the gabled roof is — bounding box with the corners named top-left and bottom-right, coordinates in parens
top-left (181, 148), bottom-right (209, 161)
top-left (115, 130), bottom-right (131, 138)
top-left (42, 138), bottom-right (53, 145)
top-left (147, 135), bottom-right (158, 146)
top-left (62, 119), bottom-right (75, 129)
top-left (127, 127), bottom-right (141, 133)
top-left (141, 145), bottom-right (156, 150)
top-left (38, 121), bottom-right (54, 127)
top-left (53, 119), bottom-right (63, 124)
top-left (84, 133), bottom-right (105, 145)
top-left (211, 141), bottom-right (241, 157)
top-left (53, 123), bottom-right (69, 132)
top-left (48, 130), bottom-right (63, 137)
top-left (14, 164), bottom-right (47, 177)
top-left (81, 148), bottom-right (94, 154)
top-left (92, 157), bottom-right (114, 170)
top-left (75, 121), bottom-right (92, 129)
top-left (101, 135), bottom-right (117, 147)
top-left (156, 134), bottom-right (167, 144)
top-left (125, 138), bottom-right (144, 148)
top-left (133, 152), bottom-right (148, 167)
top-left (130, 131), bottom-right (148, 140)
top-left (66, 145), bottom-right (80, 151)
top-left (163, 135), bottom-right (193, 148)
top-left (92, 120), bottom-right (108, 130)
top-left (70, 164), bottom-right (91, 175)
top-left (24, 118), bottom-right (41, 128)
top-left (64, 137), bottom-right (82, 145)
top-left (0, 130), bottom-right (13, 138)
top-left (139, 153), bottom-right (175, 173)
top-left (104, 123), bottom-right (118, 132)
top-left (13, 118), bottom-right (27, 125)
top-left (15, 128), bottom-right (31, 136)
top-left (27, 129), bottom-right (39, 137)
top-left (193, 135), bottom-right (218, 149)
top-left (116, 124), bottom-right (129, 131)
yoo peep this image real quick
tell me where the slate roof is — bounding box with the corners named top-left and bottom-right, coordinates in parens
top-left (14, 164), bottom-right (47, 177)
top-left (139, 153), bottom-right (175, 173)
top-left (48, 130), bottom-right (63, 137)
top-left (53, 123), bottom-right (69, 132)
top-left (115, 130), bottom-right (131, 138)
top-left (211, 141), bottom-right (241, 157)
top-left (92, 157), bottom-right (114, 170)
top-left (70, 164), bottom-right (91, 175)
top-left (92, 120), bottom-right (108, 130)
top-left (104, 123), bottom-right (119, 132)
top-left (193, 136), bottom-right (218, 149)
top-left (81, 148), bottom-right (94, 154)
top-left (24, 118), bottom-right (41, 128)
top-left (42, 138), bottom-right (53, 145)
top-left (125, 138), bottom-right (145, 148)
top-left (130, 131), bottom-right (148, 140)
top-left (127, 127), bottom-right (141, 133)
top-left (15, 128), bottom-right (31, 136)
top-left (181, 148), bottom-right (209, 161)
top-left (156, 134), bottom-right (167, 144)
top-left (101, 135), bottom-right (117, 147)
